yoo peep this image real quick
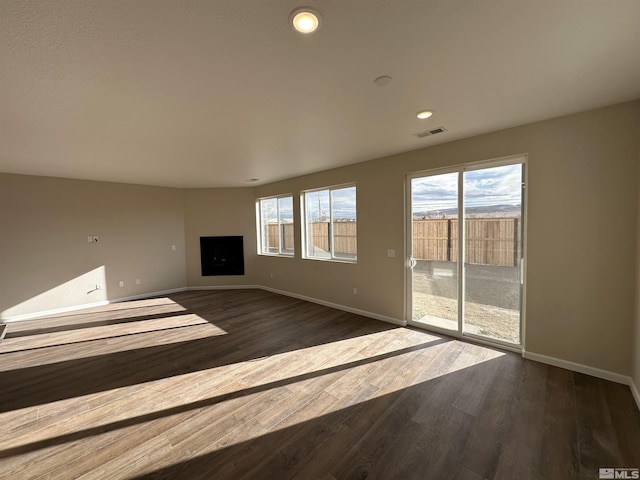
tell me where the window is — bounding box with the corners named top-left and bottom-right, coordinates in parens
top-left (257, 195), bottom-right (294, 256)
top-left (303, 184), bottom-right (357, 262)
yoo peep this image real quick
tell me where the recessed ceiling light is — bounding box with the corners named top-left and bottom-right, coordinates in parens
top-left (290, 7), bottom-right (321, 34)
top-left (416, 110), bottom-right (434, 119)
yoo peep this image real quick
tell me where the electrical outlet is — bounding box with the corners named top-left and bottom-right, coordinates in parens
top-left (87, 236), bottom-right (94, 243)
top-left (171, 244), bottom-right (176, 251)
top-left (119, 281), bottom-right (124, 287)
top-left (136, 279), bottom-right (141, 285)
top-left (387, 249), bottom-right (396, 258)
top-left (353, 287), bottom-right (358, 295)
top-left (270, 273), bottom-right (274, 279)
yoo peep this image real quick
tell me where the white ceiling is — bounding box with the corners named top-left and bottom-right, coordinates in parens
top-left (1, 0), bottom-right (639, 188)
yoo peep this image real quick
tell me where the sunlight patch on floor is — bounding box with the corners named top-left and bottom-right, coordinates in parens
top-left (5, 297), bottom-right (187, 334)
top-left (0, 315), bottom-right (227, 370)
top-left (94, 343), bottom-right (506, 477)
top-left (0, 329), bottom-right (504, 474)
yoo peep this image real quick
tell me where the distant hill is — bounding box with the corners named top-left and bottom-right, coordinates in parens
top-left (414, 204), bottom-right (521, 219)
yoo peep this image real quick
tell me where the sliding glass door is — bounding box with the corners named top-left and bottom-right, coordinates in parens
top-left (408, 158), bottom-right (525, 346)
top-left (409, 171), bottom-right (460, 333)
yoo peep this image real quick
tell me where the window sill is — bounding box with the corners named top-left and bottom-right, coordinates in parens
top-left (258, 253), bottom-right (295, 258)
top-left (302, 256), bottom-right (357, 265)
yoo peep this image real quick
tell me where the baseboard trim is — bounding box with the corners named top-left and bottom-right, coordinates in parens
top-left (259, 286), bottom-right (406, 327)
top-left (109, 287), bottom-right (188, 304)
top-left (2, 301), bottom-right (111, 322)
top-left (523, 350), bottom-right (632, 386)
top-left (186, 285), bottom-right (405, 326)
top-left (0, 287), bottom-right (188, 322)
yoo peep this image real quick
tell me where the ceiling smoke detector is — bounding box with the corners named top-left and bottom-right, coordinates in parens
top-left (373, 75), bottom-right (393, 87)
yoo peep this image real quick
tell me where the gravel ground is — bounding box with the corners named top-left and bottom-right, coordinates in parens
top-left (412, 261), bottom-right (521, 344)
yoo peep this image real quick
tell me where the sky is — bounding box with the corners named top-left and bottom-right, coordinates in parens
top-left (261, 186), bottom-right (357, 223)
top-left (263, 163), bottom-right (521, 223)
top-left (411, 163), bottom-right (523, 214)
top-left (305, 186), bottom-right (356, 221)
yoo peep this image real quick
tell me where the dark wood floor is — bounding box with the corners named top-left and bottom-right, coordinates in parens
top-left (1, 289), bottom-right (639, 479)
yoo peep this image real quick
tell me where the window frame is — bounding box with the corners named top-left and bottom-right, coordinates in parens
top-left (301, 183), bottom-right (357, 263)
top-left (256, 194), bottom-right (295, 257)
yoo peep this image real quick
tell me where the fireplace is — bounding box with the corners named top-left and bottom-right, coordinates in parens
top-left (200, 236), bottom-right (245, 276)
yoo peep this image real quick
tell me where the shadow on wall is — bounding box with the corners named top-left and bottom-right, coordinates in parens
top-left (1, 266), bottom-right (108, 321)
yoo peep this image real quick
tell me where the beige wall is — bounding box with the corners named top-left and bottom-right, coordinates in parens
top-left (251, 163), bottom-right (405, 319)
top-left (635, 129), bottom-right (640, 394)
top-left (0, 174), bottom-right (186, 319)
top-left (249, 100), bottom-right (640, 375)
top-left (183, 188), bottom-right (258, 287)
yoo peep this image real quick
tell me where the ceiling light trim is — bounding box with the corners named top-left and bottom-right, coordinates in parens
top-left (416, 110), bottom-right (434, 120)
top-left (290, 7), bottom-right (322, 34)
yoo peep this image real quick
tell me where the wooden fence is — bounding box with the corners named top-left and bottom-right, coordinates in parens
top-left (305, 222), bottom-right (357, 256)
top-left (413, 218), bottom-right (521, 267)
top-left (268, 218), bottom-right (520, 266)
top-left (266, 223), bottom-right (295, 252)
top-left (268, 222), bottom-right (357, 256)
